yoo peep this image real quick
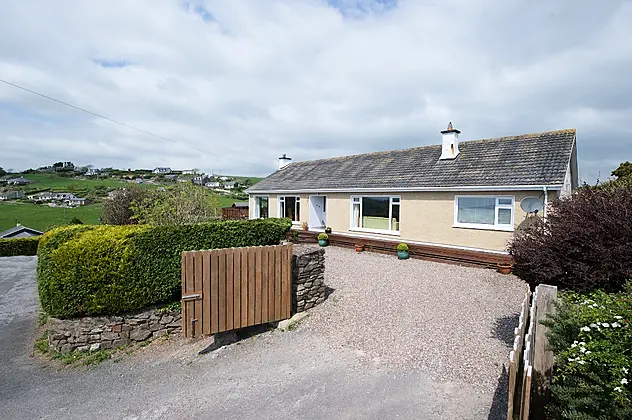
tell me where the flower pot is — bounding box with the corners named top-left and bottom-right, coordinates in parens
top-left (355, 244), bottom-right (364, 253)
top-left (302, 226), bottom-right (308, 231)
top-left (397, 250), bottom-right (409, 260)
top-left (318, 239), bottom-right (328, 247)
top-left (497, 264), bottom-right (513, 275)
top-left (325, 228), bottom-right (332, 234)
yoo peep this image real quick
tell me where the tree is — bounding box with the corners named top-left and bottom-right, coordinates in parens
top-left (612, 161), bottom-right (632, 179)
top-left (0, 167), bottom-right (6, 177)
top-left (131, 183), bottom-right (221, 226)
top-left (101, 185), bottom-right (148, 225)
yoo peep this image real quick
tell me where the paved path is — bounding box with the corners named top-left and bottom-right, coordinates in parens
top-left (0, 255), bottom-right (506, 420)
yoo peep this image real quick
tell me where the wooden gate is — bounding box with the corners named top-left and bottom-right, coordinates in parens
top-left (181, 244), bottom-right (293, 338)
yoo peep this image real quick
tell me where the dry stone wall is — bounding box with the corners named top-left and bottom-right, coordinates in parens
top-left (47, 307), bottom-right (181, 353)
top-left (292, 245), bottom-right (326, 313)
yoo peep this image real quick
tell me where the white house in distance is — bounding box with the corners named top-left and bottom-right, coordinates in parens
top-left (246, 123), bottom-right (578, 254)
top-left (153, 167), bottom-right (172, 174)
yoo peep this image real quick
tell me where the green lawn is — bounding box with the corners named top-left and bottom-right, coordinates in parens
top-left (19, 174), bottom-right (130, 193)
top-left (0, 202), bottom-right (103, 232)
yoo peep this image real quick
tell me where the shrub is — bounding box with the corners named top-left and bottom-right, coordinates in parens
top-left (397, 243), bottom-right (409, 252)
top-left (0, 236), bottom-right (40, 256)
top-left (37, 218), bottom-right (291, 318)
top-left (317, 233), bottom-right (328, 241)
top-left (101, 185), bottom-right (147, 225)
top-left (509, 186), bottom-right (632, 292)
top-left (544, 291), bottom-right (632, 419)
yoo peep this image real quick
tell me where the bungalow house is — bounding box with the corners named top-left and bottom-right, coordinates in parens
top-left (205, 181), bottom-right (221, 188)
top-left (6, 177), bottom-right (31, 185)
top-left (86, 168), bottom-right (102, 176)
top-left (0, 191), bottom-right (25, 201)
top-left (0, 224), bottom-right (43, 238)
top-left (246, 124), bottom-right (578, 253)
top-left (153, 167), bottom-right (172, 174)
top-left (224, 181), bottom-right (238, 190)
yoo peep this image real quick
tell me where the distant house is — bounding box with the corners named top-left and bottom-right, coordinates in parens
top-left (0, 224), bottom-right (43, 239)
top-left (65, 197), bottom-right (88, 207)
top-left (219, 176), bottom-right (230, 181)
top-left (0, 175), bottom-right (11, 183)
top-left (232, 202), bottom-right (249, 209)
top-left (192, 175), bottom-right (211, 185)
top-left (86, 168), bottom-right (102, 176)
top-left (0, 191), bottom-right (25, 201)
top-left (205, 181), bottom-right (220, 188)
top-left (153, 167), bottom-right (172, 174)
top-left (164, 174), bottom-right (178, 181)
top-left (6, 177), bottom-right (31, 185)
top-left (182, 169), bottom-right (198, 175)
top-left (55, 162), bottom-right (75, 172)
top-left (224, 181), bottom-right (238, 190)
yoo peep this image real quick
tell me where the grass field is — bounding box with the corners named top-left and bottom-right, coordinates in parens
top-left (19, 174), bottom-right (131, 192)
top-left (0, 202), bottom-right (103, 232)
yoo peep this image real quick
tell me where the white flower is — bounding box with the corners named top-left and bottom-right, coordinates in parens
top-left (585, 351), bottom-right (591, 355)
top-left (612, 322), bottom-right (622, 328)
top-left (571, 343), bottom-right (577, 347)
top-left (579, 342), bottom-right (586, 346)
top-left (622, 378), bottom-right (629, 385)
top-left (614, 316), bottom-right (623, 320)
top-left (580, 326), bottom-right (591, 332)
top-left (623, 368), bottom-right (629, 374)
top-left (602, 322), bottom-right (610, 328)
top-left (577, 360), bottom-right (586, 365)
top-left (614, 387), bottom-right (622, 392)
top-left (580, 347), bottom-right (587, 353)
top-left (589, 323), bottom-right (599, 329)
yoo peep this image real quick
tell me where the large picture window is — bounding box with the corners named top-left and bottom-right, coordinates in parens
top-left (279, 196), bottom-right (300, 222)
top-left (350, 196), bottom-right (400, 233)
top-left (253, 196), bottom-right (268, 218)
top-left (454, 196), bottom-right (514, 230)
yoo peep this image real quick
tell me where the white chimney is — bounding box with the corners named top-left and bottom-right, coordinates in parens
top-left (278, 153), bottom-right (292, 170)
top-left (439, 122), bottom-right (460, 160)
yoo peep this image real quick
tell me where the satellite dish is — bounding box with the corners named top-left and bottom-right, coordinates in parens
top-left (520, 196), bottom-right (545, 214)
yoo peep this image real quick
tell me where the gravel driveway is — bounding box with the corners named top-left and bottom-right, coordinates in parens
top-left (1, 249), bottom-right (525, 420)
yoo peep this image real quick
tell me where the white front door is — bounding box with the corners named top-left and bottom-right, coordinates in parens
top-left (308, 196), bottom-right (327, 229)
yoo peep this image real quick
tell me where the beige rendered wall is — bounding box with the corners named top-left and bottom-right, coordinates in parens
top-left (251, 191), bottom-right (552, 251)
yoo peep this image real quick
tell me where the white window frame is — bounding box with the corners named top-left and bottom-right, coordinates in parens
top-left (453, 195), bottom-right (515, 231)
top-left (349, 195), bottom-right (401, 235)
top-left (252, 195), bottom-right (269, 219)
top-left (278, 196), bottom-right (301, 223)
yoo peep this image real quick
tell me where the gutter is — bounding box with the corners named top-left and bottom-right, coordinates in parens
top-left (246, 184), bottom-right (564, 194)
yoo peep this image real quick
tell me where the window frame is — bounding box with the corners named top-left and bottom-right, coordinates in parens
top-left (453, 195), bottom-right (515, 231)
top-left (278, 195), bottom-right (301, 223)
top-left (252, 195), bottom-right (269, 219)
top-left (349, 195), bottom-right (401, 235)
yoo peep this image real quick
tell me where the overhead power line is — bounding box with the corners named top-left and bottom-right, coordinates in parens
top-left (0, 79), bottom-right (271, 171)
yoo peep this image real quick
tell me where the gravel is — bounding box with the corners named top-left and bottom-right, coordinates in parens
top-left (303, 246), bottom-right (528, 392)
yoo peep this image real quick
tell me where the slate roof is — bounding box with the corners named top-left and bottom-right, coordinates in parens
top-left (0, 224), bottom-right (43, 239)
top-left (247, 129), bottom-right (576, 192)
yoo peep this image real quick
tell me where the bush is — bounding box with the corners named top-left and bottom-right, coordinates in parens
top-left (0, 236), bottom-right (40, 256)
top-left (509, 186), bottom-right (632, 292)
top-left (397, 243), bottom-right (409, 252)
top-left (544, 290), bottom-right (632, 419)
top-left (101, 185), bottom-right (147, 225)
top-left (37, 218), bottom-right (292, 318)
top-left (317, 233), bottom-right (328, 241)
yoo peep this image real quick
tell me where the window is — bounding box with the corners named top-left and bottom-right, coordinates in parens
top-left (454, 196), bottom-right (514, 230)
top-left (253, 196), bottom-right (268, 218)
top-left (350, 196), bottom-right (400, 233)
top-left (279, 196), bottom-right (300, 222)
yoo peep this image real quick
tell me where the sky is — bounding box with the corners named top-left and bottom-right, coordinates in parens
top-left (1, 0), bottom-right (631, 182)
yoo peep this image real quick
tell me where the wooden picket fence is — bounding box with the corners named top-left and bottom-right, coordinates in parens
top-left (507, 284), bottom-right (558, 419)
top-left (181, 244), bottom-right (293, 338)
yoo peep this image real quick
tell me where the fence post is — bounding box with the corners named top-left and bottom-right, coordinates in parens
top-left (531, 284), bottom-right (557, 418)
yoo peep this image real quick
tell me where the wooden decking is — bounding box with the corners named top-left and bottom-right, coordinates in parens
top-left (295, 230), bottom-right (510, 268)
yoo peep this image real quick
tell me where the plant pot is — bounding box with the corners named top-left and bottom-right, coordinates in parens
top-left (497, 264), bottom-right (513, 275)
top-left (325, 228), bottom-right (332, 234)
top-left (318, 239), bottom-right (328, 247)
top-left (302, 226), bottom-right (308, 231)
top-left (355, 244), bottom-right (364, 253)
top-left (397, 250), bottom-right (409, 260)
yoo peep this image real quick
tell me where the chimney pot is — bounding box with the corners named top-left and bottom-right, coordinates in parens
top-left (278, 154), bottom-right (292, 170)
top-left (439, 122), bottom-right (461, 160)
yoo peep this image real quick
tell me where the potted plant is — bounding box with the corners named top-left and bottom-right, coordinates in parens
top-left (355, 244), bottom-right (364, 253)
top-left (497, 260), bottom-right (513, 275)
top-left (301, 221), bottom-right (309, 231)
top-left (397, 243), bottom-right (409, 260)
top-left (317, 233), bottom-right (328, 247)
top-left (325, 226), bottom-right (332, 234)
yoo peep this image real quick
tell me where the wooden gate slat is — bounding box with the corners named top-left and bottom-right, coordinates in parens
top-left (233, 249), bottom-right (241, 330)
top-left (202, 252), bottom-right (211, 336)
top-left (185, 252), bottom-right (196, 337)
top-left (241, 247), bottom-right (248, 327)
top-left (193, 251), bottom-right (203, 337)
top-left (261, 247), bottom-right (269, 323)
top-left (247, 248), bottom-right (255, 325)
top-left (254, 247), bottom-right (263, 325)
top-left (226, 249), bottom-right (234, 331)
top-left (268, 247), bottom-right (276, 321)
top-left (274, 246), bottom-right (282, 321)
top-left (218, 249), bottom-right (227, 332)
top-left (181, 253), bottom-right (189, 338)
top-left (282, 245), bottom-right (291, 319)
top-left (210, 250), bottom-right (219, 334)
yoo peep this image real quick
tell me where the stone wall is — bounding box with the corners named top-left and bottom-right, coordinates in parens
top-left (47, 307), bottom-right (181, 354)
top-left (292, 245), bottom-right (326, 313)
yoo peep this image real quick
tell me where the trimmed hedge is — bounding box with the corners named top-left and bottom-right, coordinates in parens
top-left (0, 236), bottom-right (40, 256)
top-left (37, 218), bottom-right (291, 318)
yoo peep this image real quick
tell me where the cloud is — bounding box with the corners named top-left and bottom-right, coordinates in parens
top-left (0, 0), bottom-right (630, 181)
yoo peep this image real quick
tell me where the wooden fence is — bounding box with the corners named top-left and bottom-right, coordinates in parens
top-left (221, 207), bottom-right (249, 220)
top-left (507, 284), bottom-right (557, 419)
top-left (181, 244), bottom-right (293, 338)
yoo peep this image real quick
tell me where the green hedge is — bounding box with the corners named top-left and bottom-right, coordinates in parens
top-left (37, 218), bottom-right (291, 318)
top-left (0, 236), bottom-right (40, 256)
